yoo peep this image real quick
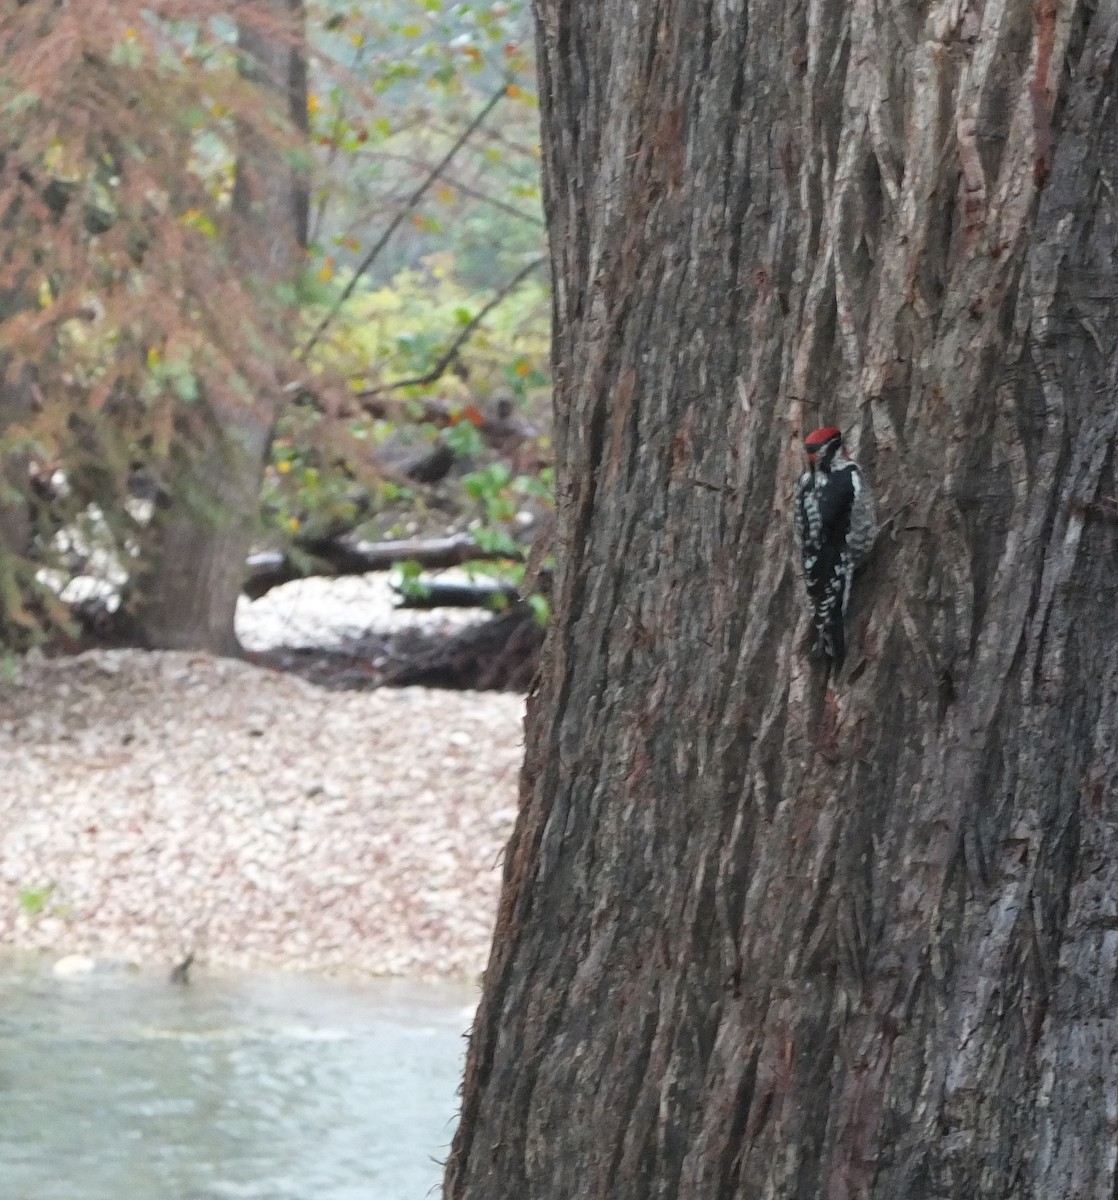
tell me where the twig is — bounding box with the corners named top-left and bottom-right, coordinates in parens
top-left (356, 255), bottom-right (546, 398)
top-left (307, 40), bottom-right (371, 248)
top-left (355, 152), bottom-right (545, 227)
top-left (298, 81), bottom-right (512, 362)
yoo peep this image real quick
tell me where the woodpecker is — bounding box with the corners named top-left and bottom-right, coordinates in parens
top-left (795, 425), bottom-right (876, 668)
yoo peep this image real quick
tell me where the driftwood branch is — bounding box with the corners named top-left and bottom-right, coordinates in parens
top-left (393, 577), bottom-right (522, 610)
top-left (243, 533), bottom-right (525, 600)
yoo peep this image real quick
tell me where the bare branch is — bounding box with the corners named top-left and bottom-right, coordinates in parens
top-left (356, 255), bottom-right (546, 399)
top-left (297, 82), bottom-right (512, 362)
top-left (350, 151), bottom-right (545, 228)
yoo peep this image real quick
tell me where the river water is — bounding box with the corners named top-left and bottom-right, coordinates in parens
top-left (0, 958), bottom-right (475, 1200)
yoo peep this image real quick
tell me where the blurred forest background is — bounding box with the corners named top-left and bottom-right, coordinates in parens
top-left (0, 0), bottom-right (550, 683)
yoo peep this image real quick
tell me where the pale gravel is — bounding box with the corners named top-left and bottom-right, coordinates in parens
top-left (0, 646), bottom-right (525, 979)
top-left (235, 572), bottom-right (482, 651)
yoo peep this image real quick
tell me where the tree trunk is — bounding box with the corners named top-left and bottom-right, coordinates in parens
top-left (447, 2), bottom-right (1118, 1198)
top-left (131, 0), bottom-right (307, 654)
top-left (0, 287), bottom-right (43, 638)
top-left (0, 365), bottom-right (33, 568)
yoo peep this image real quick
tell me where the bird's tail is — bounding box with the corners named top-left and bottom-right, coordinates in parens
top-left (817, 609), bottom-right (845, 670)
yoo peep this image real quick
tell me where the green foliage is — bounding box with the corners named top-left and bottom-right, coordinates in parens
top-left (18, 884), bottom-right (54, 918)
top-left (527, 591), bottom-right (550, 627)
top-left (262, 410), bottom-right (378, 542)
top-left (395, 559), bottom-right (433, 599)
top-left (265, 245), bottom-right (551, 585)
top-left (312, 257), bottom-right (549, 399)
top-left (442, 419), bottom-right (486, 458)
top-left (264, 0), bottom-right (552, 582)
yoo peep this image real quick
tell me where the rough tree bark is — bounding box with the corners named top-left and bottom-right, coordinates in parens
top-left (447, 1), bottom-right (1118, 1198)
top-left (131, 0), bottom-right (307, 653)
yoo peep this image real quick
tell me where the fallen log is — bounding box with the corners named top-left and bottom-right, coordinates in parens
top-left (242, 533), bottom-right (525, 601)
top-left (392, 577), bottom-right (521, 610)
top-left (250, 603), bottom-right (544, 692)
top-left (382, 603), bottom-right (543, 690)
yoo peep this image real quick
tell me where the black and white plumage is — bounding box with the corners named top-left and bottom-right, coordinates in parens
top-left (794, 425), bottom-right (876, 668)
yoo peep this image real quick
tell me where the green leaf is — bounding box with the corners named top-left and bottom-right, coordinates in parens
top-left (18, 884), bottom-right (54, 917)
top-left (170, 364), bottom-right (199, 404)
top-left (443, 422), bottom-right (484, 458)
top-left (527, 593), bottom-right (550, 626)
top-left (472, 526), bottom-right (518, 555)
top-left (485, 494), bottom-right (516, 523)
top-left (485, 462), bottom-right (513, 490)
top-left (395, 561), bottom-right (432, 598)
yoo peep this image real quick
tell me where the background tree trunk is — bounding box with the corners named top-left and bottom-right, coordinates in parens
top-left (132, 0), bottom-right (307, 654)
top-left (447, 1), bottom-right (1118, 1198)
top-left (0, 364), bottom-right (34, 642)
top-left (0, 207), bottom-right (47, 631)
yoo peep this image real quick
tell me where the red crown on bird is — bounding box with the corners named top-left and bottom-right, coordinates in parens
top-left (804, 425), bottom-right (842, 449)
